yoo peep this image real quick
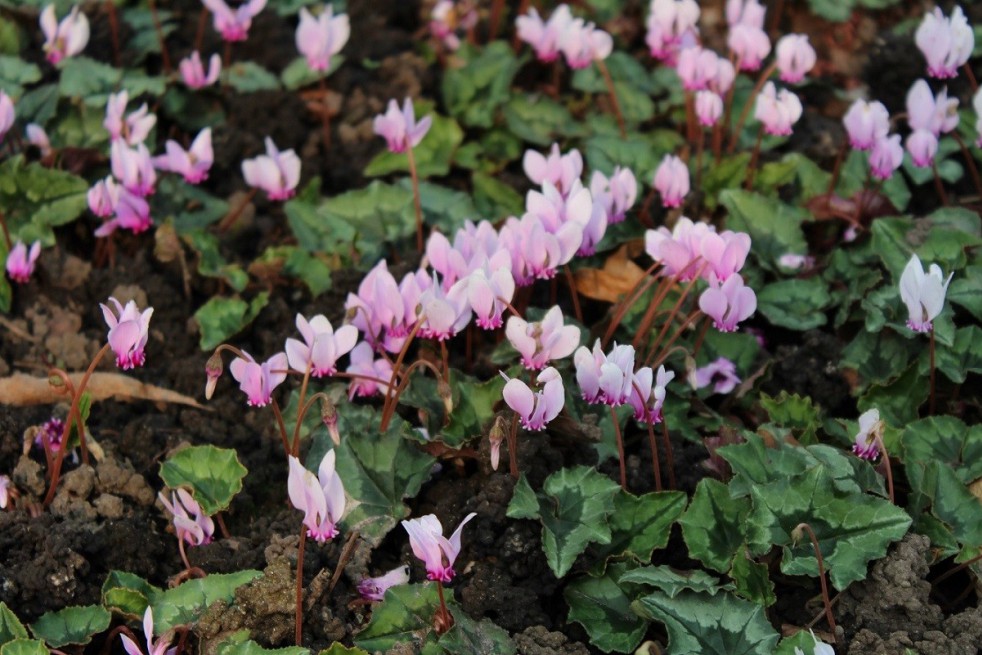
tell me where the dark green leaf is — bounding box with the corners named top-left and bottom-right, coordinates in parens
top-left (588, 491), bottom-right (687, 571)
top-left (353, 583), bottom-right (439, 652)
top-left (618, 566), bottom-right (725, 598)
top-left (503, 95), bottom-right (585, 145)
top-left (29, 606), bottom-right (110, 648)
top-left (215, 632), bottom-right (309, 655)
top-left (0, 603), bottom-right (28, 648)
top-left (159, 445), bottom-right (248, 516)
top-left (224, 61), bottom-right (281, 93)
top-left (565, 563), bottom-right (647, 654)
top-left (101, 571), bottom-right (161, 620)
top-left (719, 190), bottom-right (808, 270)
top-left (440, 606), bottom-right (516, 655)
top-left (150, 571), bottom-right (262, 632)
top-left (193, 293), bottom-right (270, 351)
top-left (443, 42), bottom-right (523, 128)
top-left (0, 156), bottom-right (89, 246)
top-left (756, 278), bottom-right (831, 331)
top-left (679, 479), bottom-right (750, 573)
top-left (0, 639), bottom-right (47, 655)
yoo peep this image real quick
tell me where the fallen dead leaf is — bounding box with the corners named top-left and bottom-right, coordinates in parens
top-left (574, 242), bottom-right (647, 303)
top-left (0, 372), bottom-right (207, 409)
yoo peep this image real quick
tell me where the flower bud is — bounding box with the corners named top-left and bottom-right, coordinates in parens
top-left (437, 379), bottom-right (454, 417)
top-left (205, 351), bottom-right (223, 400)
top-left (320, 397), bottom-right (340, 445)
top-left (488, 415), bottom-right (506, 471)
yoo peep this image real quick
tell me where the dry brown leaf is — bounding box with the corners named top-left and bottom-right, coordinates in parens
top-left (574, 243), bottom-right (647, 303)
top-left (0, 372), bottom-right (207, 409)
top-left (969, 477), bottom-right (982, 504)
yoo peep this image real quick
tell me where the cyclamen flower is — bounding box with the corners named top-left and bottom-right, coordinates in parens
top-left (0, 475), bottom-right (10, 509)
top-left (699, 274), bottom-right (756, 332)
top-left (842, 99), bottom-right (890, 151)
top-left (574, 340), bottom-right (636, 406)
top-left (0, 91), bottom-right (15, 143)
top-left (754, 82), bottom-right (802, 136)
top-left (505, 306), bottom-right (580, 370)
top-left (358, 565), bottom-right (410, 602)
top-left (851, 408), bottom-right (882, 461)
top-left (775, 34), bottom-right (816, 83)
top-left (630, 365), bottom-right (674, 424)
top-left (693, 357), bottom-right (740, 394)
top-left (915, 6), bottom-right (973, 79)
top-left (676, 47), bottom-right (720, 91)
top-left (653, 155), bottom-right (690, 208)
top-left (402, 513), bottom-right (477, 583)
top-left (296, 6), bottom-right (349, 72)
top-left (202, 0), bottom-right (267, 42)
top-left (179, 51), bottom-right (221, 89)
top-left (104, 91), bottom-right (156, 145)
top-left (466, 265), bottom-right (515, 330)
top-left (40, 4), bottom-right (89, 65)
top-left (229, 351), bottom-right (288, 407)
top-left (26, 123), bottom-right (51, 157)
top-left (517, 5), bottom-right (573, 63)
top-left (285, 313), bottom-right (358, 377)
top-left (430, 1), bottom-right (477, 51)
top-left (101, 296), bottom-right (153, 369)
top-left (373, 98), bottom-right (432, 154)
top-left (906, 129), bottom-right (938, 168)
top-left (88, 176), bottom-right (120, 217)
top-left (646, 0), bottom-right (700, 62)
top-left (869, 134), bottom-right (903, 181)
top-left (590, 167), bottom-right (637, 224)
top-left (34, 417), bottom-right (65, 452)
top-left (120, 608), bottom-right (176, 655)
top-left (111, 141), bottom-right (157, 197)
top-left (6, 241), bottom-right (41, 284)
top-left (695, 90), bottom-right (723, 126)
top-left (346, 342), bottom-right (394, 400)
top-left (523, 144), bottom-right (583, 196)
top-left (158, 488), bottom-right (215, 546)
top-left (727, 17), bottom-right (770, 71)
top-left (502, 366), bottom-right (566, 431)
top-left (242, 137), bottom-right (301, 200)
top-left (899, 254), bottom-right (952, 333)
top-left (907, 79), bottom-right (959, 136)
top-left (288, 452), bottom-right (346, 542)
top-left (418, 274), bottom-right (471, 340)
top-left (558, 19), bottom-right (613, 69)
top-left (94, 188), bottom-right (152, 237)
top-left (153, 128), bottom-right (213, 184)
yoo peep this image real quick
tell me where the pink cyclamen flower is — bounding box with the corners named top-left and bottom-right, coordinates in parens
top-left (120, 608), bottom-right (176, 655)
top-left (5, 241), bottom-right (41, 284)
top-left (101, 296), bottom-right (153, 369)
top-left (654, 154), bottom-right (690, 208)
top-left (574, 340), bottom-right (637, 406)
top-left (285, 313), bottom-right (359, 377)
top-left (558, 18), bottom-right (613, 69)
top-left (153, 128), bottom-right (214, 184)
top-left (502, 366), bottom-right (566, 431)
top-left (778, 253), bottom-right (815, 271)
top-left (646, 0), bottom-right (700, 62)
top-left (202, 0), bottom-right (267, 42)
top-left (630, 365), bottom-right (674, 424)
top-left (346, 341), bottom-right (394, 400)
top-left (899, 254), bottom-right (952, 333)
top-left (523, 144), bottom-right (583, 196)
top-left (645, 216), bottom-right (714, 281)
top-left (402, 512), bottom-right (477, 583)
top-left (430, 1), bottom-right (477, 51)
top-left (915, 6), bottom-right (973, 79)
top-left (466, 265), bottom-right (515, 330)
top-left (288, 452), bottom-right (346, 543)
top-left (851, 408), bottom-right (882, 461)
top-left (0, 91), bottom-right (15, 143)
top-left (869, 134), bottom-right (903, 180)
top-left (905, 129), bottom-right (938, 168)
top-left (842, 99), bottom-right (890, 151)
top-left (517, 4), bottom-right (573, 63)
top-left (676, 46), bottom-right (720, 91)
top-left (700, 229), bottom-right (751, 283)
top-left (907, 79), bottom-right (959, 136)
top-left (505, 305), bottom-right (580, 371)
top-left (296, 6), bottom-right (349, 72)
top-left (418, 274), bottom-right (472, 340)
top-left (695, 90), bottom-right (723, 127)
top-left (728, 22), bottom-right (770, 72)
top-left (754, 82), bottom-right (802, 136)
top-left (104, 91), bottom-right (156, 145)
top-left (373, 98), bottom-right (432, 154)
top-left (229, 351), bottom-right (288, 407)
top-left (590, 167), bottom-right (637, 224)
top-left (775, 34), bottom-right (816, 83)
top-left (94, 188), bottom-right (152, 237)
top-left (158, 488), bottom-right (215, 546)
top-left (111, 141), bottom-right (157, 196)
top-left (26, 123), bottom-right (51, 156)
top-left (358, 565), bottom-right (410, 602)
top-left (179, 51), bottom-right (221, 89)
top-left (40, 4), bottom-right (89, 65)
top-left (242, 137), bottom-right (301, 200)
top-left (0, 475), bottom-right (10, 509)
top-left (34, 417), bottom-right (65, 452)
top-left (693, 357), bottom-right (740, 394)
top-left (88, 176), bottom-right (120, 218)
top-left (698, 274), bottom-right (756, 332)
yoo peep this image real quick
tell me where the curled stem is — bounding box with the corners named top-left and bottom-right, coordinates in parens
top-left (794, 522), bottom-right (837, 643)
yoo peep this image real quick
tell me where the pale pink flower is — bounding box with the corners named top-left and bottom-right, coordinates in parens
top-left (296, 6), bottom-right (349, 72)
top-left (851, 408), bottom-right (882, 461)
top-left (358, 565), bottom-right (410, 602)
top-left (869, 134), bottom-right (903, 180)
top-left (907, 79), bottom-right (959, 136)
top-left (285, 313), bottom-right (358, 377)
top-left (345, 261), bottom-right (406, 348)
top-left (559, 18), bottom-right (613, 69)
top-left (26, 123), bottom-right (51, 156)
top-left (88, 176), bottom-right (120, 217)
top-left (430, 1), bottom-right (477, 51)
top-left (346, 341), bottom-right (394, 399)
top-left (777, 253), bottom-right (814, 271)
top-left (645, 216), bottom-right (715, 280)
top-left (502, 366), bottom-right (565, 431)
top-left (517, 5), bottom-right (573, 62)
top-left (775, 34), bottom-right (816, 83)
top-left (418, 274), bottom-right (471, 340)
top-left (653, 155), bottom-right (690, 208)
top-left (915, 6), bottom-right (973, 79)
top-left (202, 0), bottom-right (267, 42)
top-left (905, 129), bottom-right (938, 168)
top-left (629, 365), bottom-right (674, 423)
top-left (695, 90), bottom-right (723, 126)
top-left (466, 264), bottom-right (515, 330)
top-left (104, 91), bottom-right (156, 145)
top-left (646, 0), bottom-right (700, 62)
top-left (842, 100), bottom-right (890, 151)
top-left (402, 512), bottom-right (477, 583)
top-left (577, 199), bottom-right (608, 256)
top-left (505, 305), bottom-right (580, 370)
top-left (179, 51), bottom-right (221, 89)
top-left (676, 46), bottom-right (719, 91)
top-left (574, 340), bottom-right (637, 406)
top-left (229, 351), bottom-right (288, 407)
top-left (153, 128), bottom-right (213, 184)
top-left (120, 608), bottom-right (175, 655)
top-left (590, 167), bottom-right (637, 224)
top-left (158, 488), bottom-right (215, 546)
top-left (728, 22), bottom-right (770, 71)
top-left (94, 187), bottom-right (152, 237)
top-left (699, 229), bottom-right (751, 282)
top-left (40, 4), bottom-right (89, 65)
top-left (101, 296), bottom-right (153, 369)
top-left (698, 274), bottom-right (756, 332)
top-left (524, 180), bottom-right (593, 234)
top-left (693, 357), bottom-right (740, 394)
top-left (288, 452), bottom-right (346, 542)
top-left (5, 241), bottom-right (41, 284)
top-left (499, 213), bottom-right (583, 285)
top-left (111, 141), bottom-right (157, 196)
top-left (242, 137), bottom-right (301, 200)
top-left (523, 144), bottom-right (583, 196)
top-left (0, 91), bottom-right (13, 143)
top-left (754, 82), bottom-right (802, 136)
top-left (899, 254), bottom-right (952, 333)
top-left (373, 98), bottom-right (432, 154)
top-left (726, 0), bottom-right (766, 29)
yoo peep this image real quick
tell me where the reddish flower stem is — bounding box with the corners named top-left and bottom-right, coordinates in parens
top-left (318, 76), bottom-right (332, 151)
top-left (105, 1), bottom-right (121, 67)
top-left (271, 398), bottom-right (291, 458)
top-left (646, 420), bottom-right (663, 491)
top-left (148, 0), bottom-right (172, 74)
top-left (380, 321), bottom-right (423, 431)
top-left (291, 362), bottom-right (313, 455)
top-left (929, 329), bottom-right (936, 415)
top-left (660, 417), bottom-right (677, 490)
top-left (932, 162), bottom-right (949, 206)
top-left (876, 436), bottom-right (895, 504)
top-left (435, 581), bottom-right (454, 634)
top-left (609, 406), bottom-right (627, 491)
top-left (602, 262), bottom-right (663, 348)
top-left (406, 144), bottom-right (425, 254)
top-left (597, 59), bottom-right (626, 138)
top-left (728, 62), bottom-right (777, 153)
top-left (795, 522), bottom-right (837, 643)
top-left (563, 265), bottom-right (584, 324)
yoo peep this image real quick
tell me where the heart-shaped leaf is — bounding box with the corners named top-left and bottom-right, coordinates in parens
top-left (159, 445), bottom-right (248, 516)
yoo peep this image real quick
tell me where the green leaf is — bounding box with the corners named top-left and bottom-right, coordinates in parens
top-left (29, 606), bottom-right (110, 648)
top-left (588, 491), bottom-right (687, 571)
top-left (159, 445), bottom-right (248, 516)
top-left (442, 42), bottom-right (523, 128)
top-left (906, 460), bottom-right (982, 561)
top-left (0, 156), bottom-right (89, 246)
top-left (215, 632), bottom-right (309, 655)
top-left (702, 154), bottom-right (751, 208)
top-left (193, 293), bottom-right (270, 351)
top-left (401, 179), bottom-right (478, 235)
top-left (57, 56), bottom-right (121, 102)
top-left (503, 95), bottom-right (585, 146)
top-left (774, 631), bottom-right (828, 655)
top-left (840, 329), bottom-right (917, 389)
top-left (0, 639), bottom-right (48, 655)
top-left (472, 171), bottom-right (524, 219)
top-left (618, 566), bottom-right (725, 598)
top-left (948, 265), bottom-right (982, 321)
top-left (901, 416), bottom-right (982, 483)
top-left (150, 570), bottom-right (262, 632)
top-left (224, 61), bottom-right (281, 93)
top-left (353, 583), bottom-right (439, 652)
top-left (564, 563), bottom-right (647, 654)
top-left (280, 55), bottom-right (344, 91)
top-left (632, 590), bottom-right (780, 655)
top-left (730, 551), bottom-right (775, 607)
top-left (857, 362), bottom-right (928, 426)
top-left (0, 603), bottom-right (28, 648)
top-left (440, 606), bottom-right (516, 655)
top-left (585, 131), bottom-right (683, 182)
top-left (0, 55), bottom-right (41, 96)
top-left (719, 190), bottom-right (809, 270)
top-left (400, 373), bottom-right (504, 448)
top-left (506, 466), bottom-right (621, 577)
top-left (929, 325), bottom-right (982, 384)
top-left (101, 571), bottom-right (161, 620)
top-left (283, 248), bottom-right (333, 297)
top-left (756, 278), bottom-right (831, 330)
top-left (759, 392), bottom-right (822, 445)
top-left (746, 467), bottom-right (912, 590)
top-left (679, 479), bottom-right (750, 573)
top-left (319, 180), bottom-right (414, 255)
top-left (156, 176), bottom-right (230, 233)
top-left (181, 230), bottom-right (249, 292)
top-left (871, 214), bottom-right (981, 279)
top-left (365, 111), bottom-right (463, 178)
top-left (571, 53), bottom-right (655, 124)
top-left (318, 646), bottom-right (369, 655)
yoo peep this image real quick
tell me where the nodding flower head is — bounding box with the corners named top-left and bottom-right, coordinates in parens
top-left (629, 365), bottom-right (674, 424)
top-left (202, 0), bottom-right (267, 42)
top-left (242, 137), bottom-right (301, 201)
top-left (698, 274), bottom-right (756, 333)
top-left (915, 6), bottom-right (973, 79)
top-left (153, 128), bottom-right (213, 184)
top-left (898, 254), bottom-right (952, 333)
top-left (851, 408), bottom-right (882, 461)
top-left (505, 305), bottom-right (580, 371)
top-left (179, 51), bottom-right (221, 89)
top-left (842, 99), bottom-right (890, 151)
top-left (285, 313), bottom-right (359, 378)
top-left (516, 4), bottom-right (572, 63)
top-left (574, 340), bottom-right (637, 406)
top-left (229, 350), bottom-right (288, 407)
top-left (754, 82), bottom-right (802, 136)
top-left (401, 512), bottom-right (477, 583)
top-left (296, 6), bottom-right (350, 72)
top-left (0, 91), bottom-right (14, 144)
top-left (288, 452), bottom-right (346, 543)
top-left (358, 565), bottom-right (410, 602)
top-left (101, 296), bottom-right (153, 369)
top-left (373, 98), bottom-right (432, 154)
top-left (119, 607), bottom-right (176, 655)
top-left (653, 155), bottom-right (690, 208)
top-left (775, 34), bottom-right (816, 83)
top-left (501, 366), bottom-right (566, 431)
top-left (5, 240), bottom-right (41, 284)
top-left (158, 488), bottom-right (215, 547)
top-left (40, 4), bottom-right (89, 65)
